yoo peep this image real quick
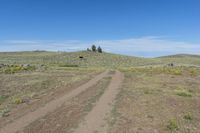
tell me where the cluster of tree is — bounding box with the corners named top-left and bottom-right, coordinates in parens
top-left (87, 45), bottom-right (103, 53)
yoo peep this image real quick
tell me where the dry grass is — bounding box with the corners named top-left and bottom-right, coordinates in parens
top-left (24, 76), bottom-right (111, 133)
top-left (0, 68), bottom-right (101, 117)
top-left (1, 51), bottom-right (200, 132)
top-left (108, 67), bottom-right (200, 133)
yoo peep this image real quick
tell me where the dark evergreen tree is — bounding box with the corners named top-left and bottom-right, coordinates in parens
top-left (91, 45), bottom-right (96, 52)
top-left (97, 46), bottom-right (103, 53)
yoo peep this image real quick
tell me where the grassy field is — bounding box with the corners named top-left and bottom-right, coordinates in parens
top-left (0, 67), bottom-right (101, 118)
top-left (0, 51), bottom-right (157, 68)
top-left (1, 51), bottom-right (200, 68)
top-left (108, 67), bottom-right (200, 133)
top-left (0, 51), bottom-right (200, 132)
top-left (157, 54), bottom-right (200, 66)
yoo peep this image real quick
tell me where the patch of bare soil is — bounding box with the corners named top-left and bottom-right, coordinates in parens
top-left (0, 70), bottom-right (108, 133)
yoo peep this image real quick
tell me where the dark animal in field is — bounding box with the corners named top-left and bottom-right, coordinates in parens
top-left (79, 56), bottom-right (87, 61)
top-left (79, 56), bottom-right (83, 59)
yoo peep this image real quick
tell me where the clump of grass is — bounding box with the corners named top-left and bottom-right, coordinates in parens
top-left (176, 90), bottom-right (192, 97)
top-left (190, 69), bottom-right (200, 76)
top-left (3, 68), bottom-right (15, 74)
top-left (164, 68), bottom-right (182, 75)
top-left (2, 65), bottom-right (36, 74)
top-left (173, 69), bottom-right (182, 75)
top-left (21, 65), bottom-right (36, 71)
top-left (0, 108), bottom-right (10, 117)
top-left (190, 69), bottom-right (200, 74)
top-left (167, 119), bottom-right (178, 132)
top-left (144, 90), bottom-right (153, 94)
top-left (0, 95), bottom-right (7, 105)
top-left (184, 113), bottom-right (193, 120)
top-left (12, 97), bottom-right (23, 104)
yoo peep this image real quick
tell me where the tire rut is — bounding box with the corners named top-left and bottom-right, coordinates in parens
top-left (0, 70), bottom-right (109, 133)
top-left (74, 70), bottom-right (124, 133)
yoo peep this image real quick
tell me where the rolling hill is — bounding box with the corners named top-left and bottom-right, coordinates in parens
top-left (157, 54), bottom-right (200, 66)
top-left (0, 51), bottom-right (200, 68)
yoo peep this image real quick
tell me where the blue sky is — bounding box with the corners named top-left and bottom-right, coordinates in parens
top-left (0, 0), bottom-right (200, 57)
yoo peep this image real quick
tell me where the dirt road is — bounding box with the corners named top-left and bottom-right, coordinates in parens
top-left (0, 70), bottom-right (109, 133)
top-left (0, 70), bottom-right (124, 133)
top-left (74, 70), bottom-right (124, 133)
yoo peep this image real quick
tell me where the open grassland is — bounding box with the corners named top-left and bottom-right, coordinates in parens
top-left (0, 67), bottom-right (101, 118)
top-left (1, 51), bottom-right (200, 68)
top-left (0, 51), bottom-right (158, 68)
top-left (108, 67), bottom-right (200, 133)
top-left (157, 54), bottom-right (200, 66)
top-left (0, 51), bottom-right (200, 133)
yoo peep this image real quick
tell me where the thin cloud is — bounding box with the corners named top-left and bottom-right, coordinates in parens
top-left (0, 37), bottom-right (200, 57)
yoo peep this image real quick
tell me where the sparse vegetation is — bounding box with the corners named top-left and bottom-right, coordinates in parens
top-left (108, 67), bottom-right (200, 133)
top-left (0, 64), bottom-right (36, 74)
top-left (12, 97), bottom-right (24, 104)
top-left (176, 90), bottom-right (192, 97)
top-left (0, 96), bottom-right (7, 105)
top-left (0, 108), bottom-right (10, 117)
top-left (184, 113), bottom-right (193, 120)
top-left (0, 51), bottom-right (200, 132)
top-left (0, 67), bottom-right (101, 119)
top-left (167, 119), bottom-right (179, 132)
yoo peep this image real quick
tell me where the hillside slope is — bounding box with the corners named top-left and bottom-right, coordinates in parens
top-left (0, 51), bottom-right (200, 67)
top-left (0, 51), bottom-right (159, 68)
top-left (157, 54), bottom-right (200, 66)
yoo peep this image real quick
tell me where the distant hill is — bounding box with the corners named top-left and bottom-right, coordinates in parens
top-left (156, 54), bottom-right (200, 66)
top-left (0, 51), bottom-right (200, 67)
top-left (158, 54), bottom-right (200, 58)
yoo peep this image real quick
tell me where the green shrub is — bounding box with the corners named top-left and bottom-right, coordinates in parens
top-left (184, 113), bottom-right (193, 120)
top-left (2, 65), bottom-right (36, 74)
top-left (12, 97), bottom-right (23, 104)
top-left (167, 119), bottom-right (178, 131)
top-left (0, 108), bottom-right (10, 117)
top-left (176, 91), bottom-right (192, 97)
top-left (0, 95), bottom-right (7, 104)
top-left (173, 70), bottom-right (182, 75)
top-left (3, 68), bottom-right (13, 74)
top-left (190, 69), bottom-right (200, 75)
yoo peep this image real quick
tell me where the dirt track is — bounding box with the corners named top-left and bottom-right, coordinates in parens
top-left (0, 70), bottom-right (109, 133)
top-left (74, 70), bottom-right (124, 133)
top-left (0, 70), bottom-right (124, 133)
